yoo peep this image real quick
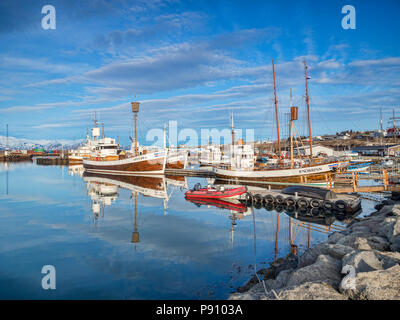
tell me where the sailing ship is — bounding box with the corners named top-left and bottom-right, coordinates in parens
top-left (83, 97), bottom-right (167, 176)
top-left (213, 60), bottom-right (339, 186)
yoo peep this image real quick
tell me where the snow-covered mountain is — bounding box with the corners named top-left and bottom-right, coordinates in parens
top-left (0, 135), bottom-right (83, 150)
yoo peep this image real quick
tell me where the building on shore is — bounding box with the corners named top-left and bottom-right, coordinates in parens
top-left (293, 145), bottom-right (335, 157)
top-left (352, 144), bottom-right (400, 157)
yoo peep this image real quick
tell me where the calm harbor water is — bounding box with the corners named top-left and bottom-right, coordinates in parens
top-left (0, 162), bottom-right (378, 299)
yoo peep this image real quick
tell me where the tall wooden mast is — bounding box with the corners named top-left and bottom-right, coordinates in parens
top-left (231, 112), bottom-right (235, 164)
top-left (304, 61), bottom-right (313, 161)
top-left (272, 59), bottom-right (281, 158)
top-left (131, 93), bottom-right (140, 156)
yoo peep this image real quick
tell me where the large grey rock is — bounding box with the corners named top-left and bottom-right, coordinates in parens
top-left (342, 250), bottom-right (383, 273)
top-left (377, 217), bottom-right (397, 239)
top-left (266, 281), bottom-right (346, 300)
top-left (287, 255), bottom-right (342, 288)
top-left (388, 218), bottom-right (400, 243)
top-left (342, 265), bottom-right (400, 300)
top-left (392, 204), bottom-right (400, 216)
top-left (327, 232), bottom-right (344, 244)
top-left (299, 243), bottom-right (354, 268)
top-left (263, 268), bottom-right (293, 291)
top-left (378, 204), bottom-right (395, 216)
top-left (374, 251), bottom-right (400, 269)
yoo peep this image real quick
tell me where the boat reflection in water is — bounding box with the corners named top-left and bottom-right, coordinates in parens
top-left (82, 172), bottom-right (188, 247)
top-left (185, 196), bottom-right (254, 246)
top-left (186, 179), bottom-right (363, 258)
top-left (68, 164), bottom-right (85, 177)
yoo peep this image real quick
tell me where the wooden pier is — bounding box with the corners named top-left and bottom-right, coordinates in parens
top-left (165, 168), bottom-right (215, 177)
top-left (36, 157), bottom-right (69, 165)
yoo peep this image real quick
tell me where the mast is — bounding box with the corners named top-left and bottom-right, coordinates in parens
top-left (380, 107), bottom-right (383, 145)
top-left (272, 59), bottom-right (281, 158)
top-left (131, 93), bottom-right (140, 156)
top-left (6, 124), bottom-right (8, 155)
top-left (290, 90), bottom-right (298, 169)
top-left (131, 192), bottom-right (139, 251)
top-left (231, 112), bottom-right (235, 165)
top-left (163, 123), bottom-right (167, 149)
top-left (304, 61), bottom-right (313, 161)
top-left (101, 123), bottom-right (104, 139)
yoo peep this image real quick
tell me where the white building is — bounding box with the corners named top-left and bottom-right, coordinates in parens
top-left (293, 145), bottom-right (335, 157)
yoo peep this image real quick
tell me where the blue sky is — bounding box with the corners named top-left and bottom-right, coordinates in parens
top-left (1, 0), bottom-right (400, 146)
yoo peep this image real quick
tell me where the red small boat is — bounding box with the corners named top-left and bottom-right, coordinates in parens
top-left (186, 198), bottom-right (247, 213)
top-left (185, 184), bottom-right (247, 201)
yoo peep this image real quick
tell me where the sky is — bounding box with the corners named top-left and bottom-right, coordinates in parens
top-left (0, 0), bottom-right (400, 147)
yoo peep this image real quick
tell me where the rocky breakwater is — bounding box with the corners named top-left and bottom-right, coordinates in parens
top-left (230, 199), bottom-right (400, 300)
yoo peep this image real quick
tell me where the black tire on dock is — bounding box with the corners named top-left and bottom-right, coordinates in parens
top-left (244, 193), bottom-right (253, 204)
top-left (285, 205), bottom-right (296, 214)
top-left (310, 199), bottom-right (321, 208)
top-left (253, 194), bottom-right (263, 205)
top-left (297, 197), bottom-right (309, 208)
top-left (254, 201), bottom-right (263, 209)
top-left (323, 200), bottom-right (334, 210)
top-left (335, 200), bottom-right (347, 211)
top-left (310, 207), bottom-right (320, 217)
top-left (264, 194), bottom-right (275, 203)
top-left (285, 196), bottom-right (296, 206)
top-left (275, 204), bottom-right (284, 213)
top-left (264, 203), bottom-right (274, 211)
top-left (298, 206), bottom-right (309, 216)
top-left (275, 195), bottom-right (285, 204)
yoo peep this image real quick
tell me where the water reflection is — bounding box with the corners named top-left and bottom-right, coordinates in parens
top-left (0, 162), bottom-right (372, 299)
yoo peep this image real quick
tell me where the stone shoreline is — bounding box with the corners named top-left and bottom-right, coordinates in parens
top-left (229, 198), bottom-right (400, 300)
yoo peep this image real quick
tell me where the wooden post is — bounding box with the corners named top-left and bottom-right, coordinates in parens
top-left (383, 169), bottom-right (388, 190)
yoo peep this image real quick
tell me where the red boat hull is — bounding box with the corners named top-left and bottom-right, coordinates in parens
top-left (185, 186), bottom-right (246, 200)
top-left (186, 198), bottom-right (247, 213)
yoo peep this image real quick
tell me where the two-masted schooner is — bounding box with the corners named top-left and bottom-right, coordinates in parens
top-left (213, 59), bottom-right (339, 186)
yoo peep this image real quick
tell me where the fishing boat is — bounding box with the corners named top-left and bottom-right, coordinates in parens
top-left (166, 148), bottom-right (188, 169)
top-left (213, 60), bottom-right (338, 186)
top-left (346, 161), bottom-right (373, 172)
top-left (185, 183), bottom-right (247, 201)
top-left (83, 98), bottom-right (167, 176)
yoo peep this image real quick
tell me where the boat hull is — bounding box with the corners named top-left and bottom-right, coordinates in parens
top-left (213, 163), bottom-right (336, 186)
top-left (83, 151), bottom-right (166, 176)
top-left (166, 151), bottom-right (188, 170)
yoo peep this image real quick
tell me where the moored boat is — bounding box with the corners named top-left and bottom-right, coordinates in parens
top-left (185, 184), bottom-right (247, 201)
top-left (83, 97), bottom-right (167, 176)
